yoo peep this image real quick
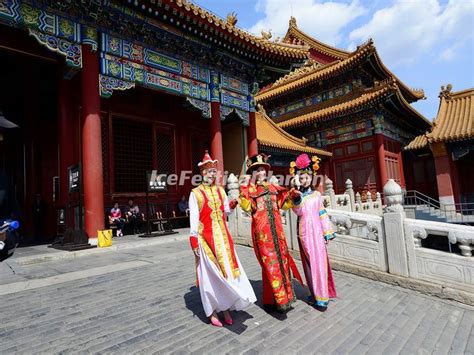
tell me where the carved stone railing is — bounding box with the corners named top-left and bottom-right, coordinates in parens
top-left (227, 177), bottom-right (474, 304)
top-left (323, 178), bottom-right (383, 215)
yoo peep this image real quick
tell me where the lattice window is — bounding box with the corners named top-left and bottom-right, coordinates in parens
top-left (385, 156), bottom-right (400, 183)
top-left (156, 128), bottom-right (175, 174)
top-left (113, 117), bottom-right (153, 192)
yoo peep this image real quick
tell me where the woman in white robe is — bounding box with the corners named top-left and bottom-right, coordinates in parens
top-left (189, 151), bottom-right (256, 327)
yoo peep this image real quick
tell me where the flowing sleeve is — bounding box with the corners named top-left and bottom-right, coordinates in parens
top-left (189, 192), bottom-right (199, 249)
top-left (239, 186), bottom-right (256, 213)
top-left (291, 195), bottom-right (303, 216)
top-left (221, 187), bottom-right (232, 216)
top-left (276, 186), bottom-right (293, 210)
top-left (319, 193), bottom-right (335, 241)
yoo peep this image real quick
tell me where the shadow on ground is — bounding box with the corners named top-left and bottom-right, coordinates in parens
top-left (183, 286), bottom-right (254, 334)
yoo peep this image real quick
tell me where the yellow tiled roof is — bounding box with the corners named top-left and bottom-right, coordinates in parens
top-left (256, 40), bottom-right (374, 102)
top-left (404, 134), bottom-right (429, 150)
top-left (405, 86), bottom-right (473, 150)
top-left (430, 86), bottom-right (474, 143)
top-left (277, 79), bottom-right (430, 129)
top-left (283, 16), bottom-right (349, 60)
top-left (256, 38), bottom-right (424, 103)
top-left (256, 106), bottom-right (332, 156)
top-left (156, 0), bottom-right (309, 59)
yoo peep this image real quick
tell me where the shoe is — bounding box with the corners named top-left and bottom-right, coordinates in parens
top-left (223, 312), bottom-right (233, 325)
top-left (314, 305), bottom-right (328, 312)
top-left (263, 304), bottom-right (276, 313)
top-left (210, 316), bottom-right (223, 327)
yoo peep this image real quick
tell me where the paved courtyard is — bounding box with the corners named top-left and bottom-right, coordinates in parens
top-left (0, 237), bottom-right (473, 354)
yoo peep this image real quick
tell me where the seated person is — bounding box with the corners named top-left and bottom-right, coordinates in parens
top-left (109, 202), bottom-right (125, 237)
top-left (177, 195), bottom-right (189, 216)
top-left (126, 199), bottom-right (142, 234)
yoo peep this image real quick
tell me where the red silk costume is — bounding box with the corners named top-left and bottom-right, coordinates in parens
top-left (240, 182), bottom-right (302, 311)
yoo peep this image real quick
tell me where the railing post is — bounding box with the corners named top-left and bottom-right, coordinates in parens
top-left (226, 173), bottom-right (239, 237)
top-left (345, 178), bottom-right (355, 212)
top-left (325, 177), bottom-right (336, 209)
top-left (383, 179), bottom-right (409, 277)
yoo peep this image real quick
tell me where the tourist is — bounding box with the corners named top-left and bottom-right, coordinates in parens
top-left (189, 151), bottom-right (256, 327)
top-left (109, 202), bottom-right (125, 237)
top-left (239, 153), bottom-right (302, 313)
top-left (178, 195), bottom-right (189, 216)
top-left (126, 199), bottom-right (142, 234)
top-left (289, 153), bottom-right (337, 311)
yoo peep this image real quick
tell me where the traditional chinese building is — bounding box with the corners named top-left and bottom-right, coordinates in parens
top-left (255, 105), bottom-right (331, 176)
top-left (0, 0), bottom-right (311, 243)
top-left (405, 85), bottom-right (474, 206)
top-left (256, 17), bottom-right (432, 195)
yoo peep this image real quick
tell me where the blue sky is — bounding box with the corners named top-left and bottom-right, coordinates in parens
top-left (196, 0), bottom-right (474, 121)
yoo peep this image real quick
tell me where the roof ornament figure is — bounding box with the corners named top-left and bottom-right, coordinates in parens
top-left (226, 12), bottom-right (238, 27)
top-left (439, 84), bottom-right (453, 99)
top-left (261, 30), bottom-right (272, 40)
top-left (289, 16), bottom-right (297, 28)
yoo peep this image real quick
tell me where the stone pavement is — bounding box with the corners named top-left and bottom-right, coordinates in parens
top-left (0, 239), bottom-right (473, 354)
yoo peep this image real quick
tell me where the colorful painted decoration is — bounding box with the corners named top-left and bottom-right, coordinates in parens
top-left (269, 83), bottom-right (353, 118)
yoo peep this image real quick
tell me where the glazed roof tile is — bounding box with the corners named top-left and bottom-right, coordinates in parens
top-left (256, 106), bottom-right (332, 156)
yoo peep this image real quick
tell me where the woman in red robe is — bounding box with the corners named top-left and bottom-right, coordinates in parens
top-left (239, 154), bottom-right (302, 312)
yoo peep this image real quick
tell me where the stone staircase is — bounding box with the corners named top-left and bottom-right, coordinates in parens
top-left (404, 191), bottom-right (474, 224)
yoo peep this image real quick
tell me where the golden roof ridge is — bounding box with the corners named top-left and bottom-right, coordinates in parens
top-left (165, 0), bottom-right (309, 59)
top-left (284, 16), bottom-right (350, 60)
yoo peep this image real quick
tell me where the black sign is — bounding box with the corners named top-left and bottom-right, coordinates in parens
top-left (147, 170), bottom-right (167, 192)
top-left (68, 165), bottom-right (81, 192)
top-left (57, 208), bottom-right (66, 226)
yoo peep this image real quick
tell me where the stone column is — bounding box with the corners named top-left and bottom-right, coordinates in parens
top-left (81, 45), bottom-right (104, 242)
top-left (383, 179), bottom-right (409, 277)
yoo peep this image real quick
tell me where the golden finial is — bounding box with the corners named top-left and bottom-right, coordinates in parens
top-left (226, 12), bottom-right (238, 27)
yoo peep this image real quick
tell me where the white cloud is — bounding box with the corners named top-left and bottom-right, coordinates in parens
top-left (247, 0), bottom-right (366, 46)
top-left (349, 0), bottom-right (474, 67)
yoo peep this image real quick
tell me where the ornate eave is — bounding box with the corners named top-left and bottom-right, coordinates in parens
top-left (283, 16), bottom-right (349, 61)
top-left (406, 85), bottom-right (474, 150)
top-left (259, 32), bottom-right (425, 104)
top-left (256, 105), bottom-right (332, 156)
top-left (277, 80), bottom-right (431, 130)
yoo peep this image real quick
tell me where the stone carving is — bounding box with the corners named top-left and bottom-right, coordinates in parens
top-left (411, 227), bottom-right (427, 248)
top-left (448, 231), bottom-right (474, 257)
top-left (330, 215), bottom-right (352, 235)
top-left (366, 222), bottom-right (379, 241)
top-left (384, 179), bottom-right (404, 212)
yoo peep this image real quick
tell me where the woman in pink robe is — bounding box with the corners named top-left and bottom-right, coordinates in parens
top-left (290, 153), bottom-right (336, 311)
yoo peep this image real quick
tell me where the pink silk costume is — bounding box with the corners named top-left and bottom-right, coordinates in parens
top-left (292, 189), bottom-right (336, 307)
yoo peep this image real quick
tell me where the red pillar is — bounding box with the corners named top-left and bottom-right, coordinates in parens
top-left (398, 149), bottom-right (406, 189)
top-left (375, 134), bottom-right (388, 191)
top-left (81, 45), bottom-right (104, 241)
top-left (431, 142), bottom-right (455, 206)
top-left (210, 102), bottom-right (224, 175)
top-left (247, 111), bottom-right (258, 157)
top-left (58, 77), bottom-right (75, 206)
